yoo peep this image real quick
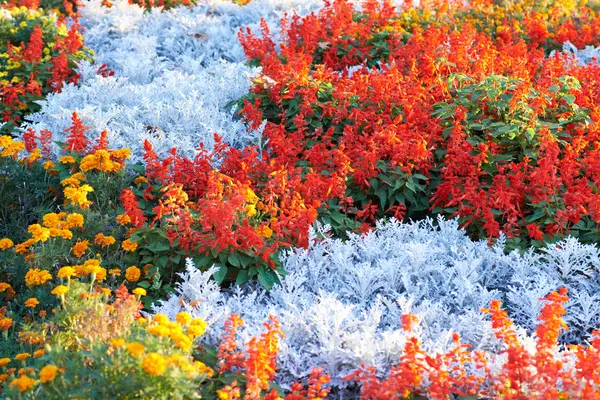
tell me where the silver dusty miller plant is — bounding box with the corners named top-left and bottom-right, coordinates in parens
top-left (153, 217), bottom-right (600, 393)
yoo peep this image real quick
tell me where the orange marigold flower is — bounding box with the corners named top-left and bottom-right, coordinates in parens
top-left (110, 338), bottom-right (126, 347)
top-left (0, 358), bottom-right (10, 367)
top-left (58, 155), bottom-right (76, 164)
top-left (0, 318), bottom-right (12, 331)
top-left (24, 298), bottom-right (39, 308)
top-left (14, 353), bottom-right (30, 362)
top-left (25, 269), bottom-right (52, 287)
top-left (0, 238), bottom-right (14, 250)
top-left (9, 375), bottom-right (36, 392)
top-left (94, 233), bottom-right (116, 247)
top-left (28, 224), bottom-right (50, 243)
top-left (142, 353), bottom-right (166, 376)
top-left (122, 239), bottom-right (138, 252)
top-left (72, 240), bottom-right (89, 258)
top-left (126, 342), bottom-right (145, 357)
top-left (134, 176), bottom-right (147, 185)
top-left (57, 266), bottom-right (76, 279)
top-left (66, 213), bottom-right (84, 228)
top-left (39, 365), bottom-right (58, 383)
top-left (255, 225), bottom-right (273, 238)
top-left (43, 161), bottom-right (55, 170)
top-left (125, 266), bottom-right (141, 282)
top-left (109, 268), bottom-right (121, 276)
top-left (116, 214), bottom-right (131, 225)
top-left (33, 349), bottom-right (45, 359)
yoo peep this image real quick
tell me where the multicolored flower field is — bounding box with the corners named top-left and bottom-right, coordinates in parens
top-left (2, 0), bottom-right (600, 398)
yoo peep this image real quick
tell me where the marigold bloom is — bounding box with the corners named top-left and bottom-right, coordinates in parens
top-left (134, 176), bottom-right (147, 185)
top-left (71, 240), bottom-right (89, 258)
top-left (0, 358), bottom-right (10, 367)
top-left (66, 213), bottom-right (84, 228)
top-left (0, 238), bottom-right (14, 250)
top-left (125, 266), bottom-right (141, 282)
top-left (176, 312), bottom-right (192, 326)
top-left (122, 239), bottom-right (138, 252)
top-left (57, 266), bottom-right (76, 279)
top-left (33, 349), bottom-right (45, 358)
top-left (108, 268), bottom-right (121, 276)
top-left (0, 282), bottom-right (11, 292)
top-left (9, 374), bottom-right (36, 392)
top-left (94, 233), bottom-right (116, 247)
top-left (0, 318), bottom-right (12, 331)
top-left (51, 285), bottom-right (68, 296)
top-left (255, 225), bottom-right (273, 238)
top-left (132, 288), bottom-right (146, 297)
top-left (42, 213), bottom-right (62, 229)
top-left (25, 269), bottom-right (52, 287)
top-left (116, 214), bottom-right (131, 225)
top-left (28, 224), bottom-right (50, 243)
top-left (39, 365), bottom-right (58, 383)
top-left (142, 353), bottom-right (167, 376)
top-left (43, 161), bottom-right (55, 170)
top-left (109, 338), bottom-right (126, 347)
top-left (58, 155), bottom-right (76, 164)
top-left (24, 298), bottom-right (39, 308)
top-left (188, 318), bottom-right (208, 338)
top-left (14, 353), bottom-right (30, 362)
top-left (126, 342), bottom-right (145, 357)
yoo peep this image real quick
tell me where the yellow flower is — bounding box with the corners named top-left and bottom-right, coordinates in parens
top-left (57, 266), bottom-right (76, 279)
top-left (25, 269), bottom-right (52, 287)
top-left (122, 239), bottom-right (138, 252)
top-left (39, 365), bottom-right (58, 383)
top-left (28, 224), bottom-right (50, 243)
top-left (255, 225), bottom-right (273, 238)
top-left (195, 361), bottom-right (214, 377)
top-left (66, 213), bottom-right (84, 228)
top-left (153, 314), bottom-right (169, 324)
top-left (24, 298), bottom-right (39, 308)
top-left (244, 187), bottom-right (259, 204)
top-left (1, 140), bottom-right (25, 158)
top-left (187, 318), bottom-right (208, 338)
top-left (171, 333), bottom-right (192, 352)
top-left (176, 312), bottom-right (192, 326)
top-left (244, 204), bottom-right (257, 218)
top-left (33, 349), bottom-right (45, 358)
top-left (0, 238), bottom-right (14, 250)
top-left (0, 318), bottom-right (12, 331)
top-left (101, 288), bottom-right (111, 296)
top-left (147, 325), bottom-right (170, 337)
top-left (142, 353), bottom-right (166, 376)
top-left (71, 240), bottom-right (89, 258)
top-left (43, 161), bottom-right (55, 170)
top-left (0, 358), bottom-right (10, 367)
top-left (94, 233), bottom-right (116, 247)
top-left (61, 177), bottom-right (81, 187)
top-left (0, 282), bottom-right (11, 292)
top-left (51, 285), bottom-right (68, 296)
top-left (132, 288), bottom-right (146, 297)
top-left (43, 213), bottom-right (62, 228)
top-left (125, 266), bottom-right (141, 282)
top-left (134, 176), bottom-right (147, 185)
top-left (109, 338), bottom-right (125, 347)
top-left (116, 214), bottom-right (131, 225)
top-left (58, 229), bottom-right (73, 240)
top-left (126, 342), bottom-right (145, 357)
top-left (109, 268), bottom-right (121, 276)
top-left (9, 374), bottom-right (36, 392)
top-left (15, 353), bottom-right (30, 361)
top-left (58, 155), bottom-right (76, 164)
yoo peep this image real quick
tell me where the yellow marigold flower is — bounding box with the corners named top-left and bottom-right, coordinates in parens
top-left (42, 213), bottom-right (62, 228)
top-left (134, 176), bottom-right (147, 185)
top-left (187, 320), bottom-right (208, 338)
top-left (147, 325), bottom-right (170, 337)
top-left (122, 239), bottom-right (138, 252)
top-left (125, 266), bottom-right (141, 282)
top-left (33, 349), bottom-right (45, 358)
top-left (28, 224), bottom-right (50, 243)
top-left (142, 353), bottom-right (166, 376)
top-left (63, 185), bottom-right (94, 208)
top-left (24, 298), bottom-right (39, 308)
top-left (57, 266), bottom-right (76, 279)
top-left (116, 214), bottom-right (131, 225)
top-left (0, 318), bottom-right (12, 331)
top-left (14, 353), bottom-right (30, 362)
top-left (15, 238), bottom-right (36, 255)
top-left (39, 365), bottom-right (58, 383)
top-left (0, 374), bottom-right (8, 383)
top-left (0, 136), bottom-right (12, 147)
top-left (195, 361), bottom-right (214, 377)
top-left (60, 177), bottom-right (80, 187)
top-left (101, 288), bottom-right (111, 296)
top-left (0, 358), bottom-right (10, 367)
top-left (58, 229), bottom-right (73, 240)
top-left (153, 314), bottom-right (169, 324)
top-left (0, 238), bottom-right (14, 250)
top-left (25, 269), bottom-right (52, 287)
top-left (111, 148), bottom-right (132, 161)
top-left (244, 204), bottom-right (257, 218)
top-left (94, 233), bottom-right (116, 247)
top-left (1, 141), bottom-right (25, 158)
top-left (9, 374), bottom-right (36, 392)
top-left (132, 288), bottom-right (146, 297)
top-left (0, 282), bottom-right (11, 292)
top-left (71, 240), bottom-right (89, 258)
top-left (66, 213), bottom-right (84, 228)
top-left (126, 342), bottom-right (145, 357)
top-left (244, 187), bottom-right (259, 204)
top-left (171, 333), bottom-right (192, 352)
top-left (255, 225), bottom-right (273, 238)
top-left (176, 312), bottom-right (192, 326)
top-left (43, 161), bottom-right (55, 170)
top-left (27, 148), bottom-right (42, 162)
top-left (108, 268), bottom-right (121, 276)
top-left (58, 155), bottom-right (76, 164)
top-left (51, 285), bottom-right (68, 296)
top-left (109, 338), bottom-right (125, 347)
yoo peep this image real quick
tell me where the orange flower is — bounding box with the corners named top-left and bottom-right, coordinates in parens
top-left (122, 238), bottom-right (138, 252)
top-left (72, 240), bottom-right (89, 258)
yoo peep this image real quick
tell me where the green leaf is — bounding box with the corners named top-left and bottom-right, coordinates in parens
top-left (213, 264), bottom-right (228, 285)
top-left (137, 281), bottom-right (151, 289)
top-left (235, 270), bottom-right (250, 286)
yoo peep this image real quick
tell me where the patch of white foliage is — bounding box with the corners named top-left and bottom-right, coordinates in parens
top-left (559, 41), bottom-right (600, 65)
top-left (22, 0), bottom-right (323, 161)
top-left (153, 217), bottom-right (600, 392)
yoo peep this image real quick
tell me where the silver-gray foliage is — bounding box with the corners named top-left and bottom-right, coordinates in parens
top-left (153, 217), bottom-right (600, 391)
